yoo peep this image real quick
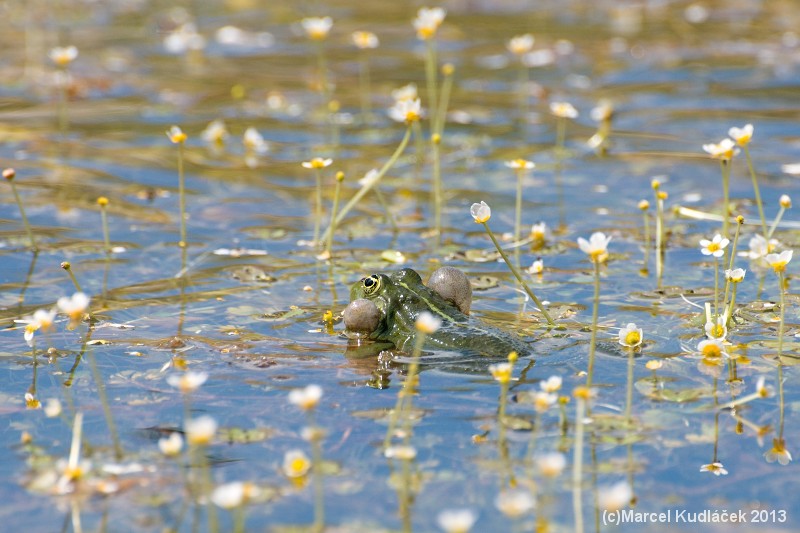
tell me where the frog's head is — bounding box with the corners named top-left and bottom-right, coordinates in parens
top-left (345, 273), bottom-right (397, 337)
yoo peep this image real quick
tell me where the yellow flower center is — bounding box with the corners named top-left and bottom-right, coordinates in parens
top-left (706, 243), bottom-right (720, 253)
top-left (701, 343), bottom-right (721, 358)
top-left (290, 458), bottom-right (309, 475)
top-left (709, 324), bottom-right (725, 338)
top-left (624, 331), bottom-right (641, 346)
top-left (417, 27), bottom-right (435, 40)
top-left (772, 262), bottom-right (787, 273)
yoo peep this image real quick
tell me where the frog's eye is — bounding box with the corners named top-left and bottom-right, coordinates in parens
top-left (362, 274), bottom-right (381, 295)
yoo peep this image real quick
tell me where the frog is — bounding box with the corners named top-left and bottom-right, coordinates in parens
top-left (343, 267), bottom-right (530, 357)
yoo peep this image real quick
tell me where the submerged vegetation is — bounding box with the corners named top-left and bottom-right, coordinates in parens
top-left (1, 1), bottom-right (799, 531)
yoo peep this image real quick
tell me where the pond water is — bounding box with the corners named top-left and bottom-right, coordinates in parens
top-left (2, 0), bottom-right (799, 531)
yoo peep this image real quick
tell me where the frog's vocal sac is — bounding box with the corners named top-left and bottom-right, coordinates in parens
top-left (343, 267), bottom-right (530, 357)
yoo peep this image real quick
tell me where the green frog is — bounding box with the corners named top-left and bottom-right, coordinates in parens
top-left (343, 267), bottom-right (530, 357)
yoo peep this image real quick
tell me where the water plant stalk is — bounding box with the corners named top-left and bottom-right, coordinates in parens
top-left (4, 168), bottom-right (37, 251)
top-left (572, 392), bottom-right (586, 533)
top-left (514, 167), bottom-right (525, 244)
top-left (480, 220), bottom-right (555, 325)
top-left (320, 125), bottom-right (412, 243)
top-left (313, 167), bottom-right (323, 246)
top-left (306, 413), bottom-right (325, 533)
top-left (642, 205), bottom-right (650, 270)
top-left (586, 260), bottom-right (601, 387)
top-left (177, 141), bottom-right (187, 248)
top-left (742, 145), bottom-right (768, 239)
top-left (768, 204), bottom-right (787, 240)
top-left (385, 330), bottom-right (427, 448)
top-left (720, 160), bottom-right (730, 238)
top-left (98, 197), bottom-right (111, 253)
top-left (324, 172), bottom-right (344, 260)
top-left (61, 261), bottom-right (83, 293)
top-left (358, 49), bottom-right (372, 122)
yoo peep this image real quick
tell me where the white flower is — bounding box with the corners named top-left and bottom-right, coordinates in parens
top-left (283, 449), bottom-right (312, 478)
top-left (352, 31), bottom-right (379, 49)
top-left (755, 376), bottom-right (772, 398)
top-left (746, 234), bottom-right (778, 259)
top-left (413, 7), bottom-right (446, 40)
top-left (549, 101), bottom-right (578, 119)
top-left (495, 489), bottom-right (535, 518)
top-left (598, 481), bottom-right (633, 510)
top-left (724, 268), bottom-right (746, 282)
top-left (780, 194), bottom-right (792, 208)
top-left (288, 384), bottom-right (323, 410)
top-left (702, 138), bottom-right (738, 160)
top-left (166, 125), bottom-right (187, 144)
top-left (49, 46), bottom-right (78, 66)
top-left (699, 461), bottom-right (728, 475)
top-left (489, 363), bottom-right (512, 384)
top-left (158, 432), bottom-right (184, 456)
top-left (384, 445), bottom-right (417, 460)
top-left (764, 439), bottom-right (792, 465)
top-left (507, 34), bottom-right (534, 56)
top-left (166, 371), bottom-right (208, 393)
top-left (618, 323), bottom-right (643, 348)
top-left (212, 481), bottom-right (260, 509)
top-left (540, 375), bottom-right (562, 393)
top-left (44, 398), bottom-right (62, 418)
top-left (416, 311), bottom-right (442, 334)
top-left (243, 127), bottom-right (269, 154)
top-left (57, 293), bottom-right (90, 323)
top-left (185, 416), bottom-right (217, 446)
top-left (765, 250), bottom-right (793, 273)
top-left (528, 258), bottom-right (544, 275)
top-left (504, 158), bottom-right (534, 170)
top-left (301, 17), bottom-right (333, 40)
top-left (201, 120), bottom-right (229, 144)
top-left (536, 452), bottom-right (566, 478)
top-left (16, 308), bottom-right (56, 347)
top-left (533, 391), bottom-right (557, 413)
top-left (470, 201), bottom-right (491, 223)
top-left (699, 234), bottom-right (729, 257)
top-left (437, 508), bottom-right (478, 533)
top-left (728, 124), bottom-right (753, 146)
top-left (697, 338), bottom-right (727, 359)
top-left (530, 222), bottom-right (547, 240)
top-left (704, 316), bottom-right (727, 340)
top-left (391, 83), bottom-right (418, 102)
top-left (577, 232), bottom-right (611, 263)
top-left (301, 157), bottom-right (333, 169)
top-left (388, 98), bottom-right (422, 123)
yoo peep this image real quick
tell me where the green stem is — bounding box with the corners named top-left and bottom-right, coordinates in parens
top-left (372, 185), bottom-right (398, 233)
top-left (625, 348), bottom-right (634, 423)
top-left (572, 396), bottom-right (585, 533)
top-left (424, 40), bottom-right (438, 133)
top-left (309, 418), bottom-right (325, 532)
top-left (713, 256), bottom-right (719, 319)
top-left (325, 177), bottom-right (342, 260)
top-left (720, 160), bottom-right (730, 238)
top-left (768, 206), bottom-right (785, 240)
top-left (320, 126), bottom-right (412, 243)
top-left (85, 327), bottom-right (124, 460)
top-left (586, 260), bottom-right (601, 388)
top-left (432, 138), bottom-right (442, 239)
top-left (743, 146), bottom-right (768, 240)
top-left (556, 117), bottom-right (566, 158)
top-left (313, 168), bottom-right (323, 246)
top-left (10, 181), bottom-right (37, 251)
top-left (385, 331), bottom-right (427, 448)
top-left (100, 205), bottom-right (111, 254)
top-left (655, 194), bottom-right (664, 286)
top-left (358, 50), bottom-right (372, 122)
top-left (178, 142), bottom-right (187, 248)
top-left (642, 210), bottom-right (650, 270)
top-left (481, 221), bottom-right (554, 325)
top-left (514, 168), bottom-right (523, 244)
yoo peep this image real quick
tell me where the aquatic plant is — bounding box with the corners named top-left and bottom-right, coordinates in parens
top-left (301, 157), bottom-right (333, 247)
top-left (4, 168), bottom-right (37, 251)
top-left (470, 201), bottom-right (555, 325)
top-left (166, 125), bottom-right (188, 248)
top-left (577, 231), bottom-right (611, 386)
